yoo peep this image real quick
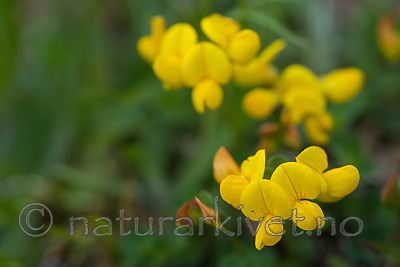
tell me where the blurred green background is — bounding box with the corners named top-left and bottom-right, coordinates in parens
top-left (0, 0), bottom-right (400, 266)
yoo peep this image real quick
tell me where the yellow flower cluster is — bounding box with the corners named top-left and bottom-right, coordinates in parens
top-left (137, 14), bottom-right (284, 114)
top-left (213, 146), bottom-right (360, 250)
top-left (137, 13), bottom-right (365, 145)
top-left (242, 65), bottom-right (365, 145)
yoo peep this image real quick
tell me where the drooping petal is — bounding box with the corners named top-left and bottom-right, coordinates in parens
top-left (159, 23), bottom-right (198, 56)
top-left (292, 200), bottom-right (324, 231)
top-left (279, 64), bottom-right (320, 90)
top-left (271, 162), bottom-right (321, 202)
top-left (319, 165), bottom-right (360, 201)
top-left (200, 13), bottom-right (240, 48)
top-left (320, 68), bottom-right (365, 104)
top-left (255, 215), bottom-right (285, 250)
top-left (181, 42), bottom-right (232, 86)
top-left (227, 29), bottom-right (261, 63)
top-left (213, 146), bottom-right (241, 183)
top-left (191, 79), bottom-right (224, 113)
top-left (153, 54), bottom-right (184, 89)
top-left (242, 88), bottom-right (280, 119)
top-left (296, 146), bottom-right (328, 173)
top-left (240, 149), bottom-right (266, 181)
top-left (304, 113), bottom-right (334, 145)
top-left (220, 175), bottom-right (250, 208)
top-left (240, 179), bottom-right (293, 221)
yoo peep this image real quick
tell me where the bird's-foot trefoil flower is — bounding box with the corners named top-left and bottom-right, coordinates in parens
top-left (201, 13), bottom-right (261, 64)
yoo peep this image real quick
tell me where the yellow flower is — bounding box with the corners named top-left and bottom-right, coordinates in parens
top-left (242, 88), bottom-right (280, 119)
top-left (278, 65), bottom-right (327, 125)
top-left (234, 39), bottom-right (286, 87)
top-left (137, 16), bottom-right (166, 64)
top-left (281, 86), bottom-right (327, 125)
top-left (217, 149), bottom-right (293, 248)
top-left (219, 149), bottom-right (266, 208)
top-left (153, 23), bottom-right (198, 90)
top-left (295, 146), bottom-right (360, 203)
top-left (320, 68), bottom-right (365, 104)
top-left (304, 112), bottom-right (334, 145)
top-left (201, 13), bottom-right (261, 63)
top-left (270, 162), bottom-right (324, 231)
top-left (181, 41), bottom-right (232, 113)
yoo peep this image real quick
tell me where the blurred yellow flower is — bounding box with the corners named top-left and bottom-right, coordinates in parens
top-left (304, 112), bottom-right (334, 145)
top-left (201, 13), bottom-right (261, 63)
top-left (181, 42), bottom-right (232, 113)
top-left (153, 23), bottom-right (198, 90)
top-left (137, 16), bottom-right (166, 64)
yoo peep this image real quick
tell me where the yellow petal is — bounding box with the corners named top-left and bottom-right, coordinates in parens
top-left (240, 179), bottom-right (293, 221)
top-left (293, 200), bottom-right (324, 231)
top-left (159, 23), bottom-right (197, 57)
top-left (296, 146), bottom-right (328, 173)
top-left (279, 64), bottom-right (320, 90)
top-left (191, 79), bottom-right (224, 114)
top-left (137, 36), bottom-right (156, 63)
top-left (233, 61), bottom-right (278, 87)
top-left (271, 162), bottom-right (321, 202)
top-left (296, 146), bottom-right (329, 193)
top-left (242, 88), bottom-right (280, 119)
top-left (200, 13), bottom-right (240, 48)
top-left (321, 68), bottom-right (365, 104)
top-left (181, 42), bottom-right (232, 86)
top-left (320, 165), bottom-right (360, 200)
top-left (153, 54), bottom-right (184, 89)
top-left (137, 16), bottom-right (166, 63)
top-left (220, 175), bottom-right (250, 208)
top-left (259, 39), bottom-right (287, 64)
top-left (304, 113), bottom-right (334, 145)
top-left (150, 16), bottom-right (166, 43)
top-left (240, 149), bottom-right (266, 181)
top-left (255, 215), bottom-right (284, 249)
top-left (227, 29), bottom-right (261, 63)
top-left (213, 146), bottom-right (241, 183)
